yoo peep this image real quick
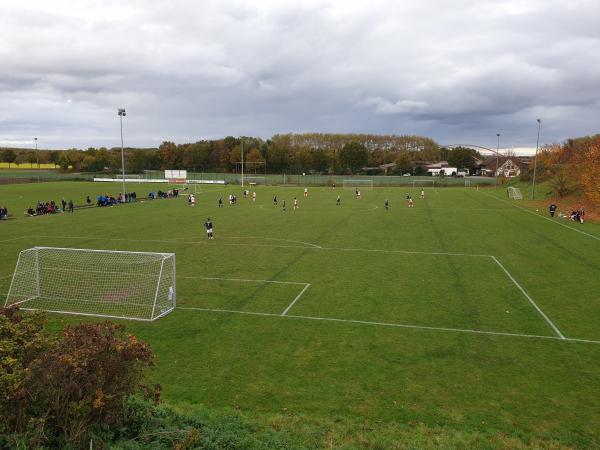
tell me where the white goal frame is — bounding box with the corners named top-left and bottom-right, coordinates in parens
top-left (412, 180), bottom-right (436, 188)
top-left (244, 176), bottom-right (266, 186)
top-left (342, 179), bottom-right (374, 190)
top-left (507, 187), bottom-right (523, 200)
top-left (4, 247), bottom-right (176, 321)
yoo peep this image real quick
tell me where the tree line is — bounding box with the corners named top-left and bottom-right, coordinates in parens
top-left (521, 134), bottom-right (600, 205)
top-left (0, 133), bottom-right (473, 175)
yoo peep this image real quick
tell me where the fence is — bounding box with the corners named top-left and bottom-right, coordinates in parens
top-left (142, 171), bottom-right (495, 187)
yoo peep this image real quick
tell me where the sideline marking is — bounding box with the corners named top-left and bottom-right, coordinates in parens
top-left (281, 283), bottom-right (311, 316)
top-left (480, 190), bottom-right (600, 242)
top-left (491, 256), bottom-right (565, 339)
top-left (176, 306), bottom-right (600, 344)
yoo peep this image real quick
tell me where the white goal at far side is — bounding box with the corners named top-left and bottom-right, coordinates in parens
top-left (4, 247), bottom-right (176, 321)
top-left (244, 176), bottom-right (266, 186)
top-left (342, 179), bottom-right (374, 190)
top-left (412, 179), bottom-right (435, 189)
top-left (507, 186), bottom-right (523, 200)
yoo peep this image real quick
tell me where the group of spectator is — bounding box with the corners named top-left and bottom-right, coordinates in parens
top-left (26, 199), bottom-right (73, 216)
top-left (96, 192), bottom-right (137, 206)
top-left (151, 189), bottom-right (179, 199)
top-left (549, 203), bottom-right (586, 223)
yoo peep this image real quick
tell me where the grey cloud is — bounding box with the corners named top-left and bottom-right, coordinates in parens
top-left (0, 0), bottom-right (599, 150)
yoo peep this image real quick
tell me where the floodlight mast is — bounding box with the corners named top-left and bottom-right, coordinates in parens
top-left (495, 133), bottom-right (500, 188)
top-left (241, 138), bottom-right (244, 187)
top-left (34, 137), bottom-right (38, 167)
top-left (531, 119), bottom-right (542, 200)
top-left (118, 108), bottom-right (126, 197)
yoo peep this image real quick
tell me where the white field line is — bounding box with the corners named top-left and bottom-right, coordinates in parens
top-left (218, 236), bottom-right (323, 249)
top-left (175, 306), bottom-right (600, 344)
top-left (491, 256), bottom-right (566, 340)
top-left (15, 234), bottom-right (493, 258)
top-left (0, 236), bottom-right (27, 243)
top-left (281, 283), bottom-right (311, 316)
top-left (178, 275), bottom-right (308, 286)
top-left (480, 190), bottom-right (600, 242)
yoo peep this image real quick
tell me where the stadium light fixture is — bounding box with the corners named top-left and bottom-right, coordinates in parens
top-left (118, 108), bottom-right (126, 197)
top-left (531, 119), bottom-right (542, 200)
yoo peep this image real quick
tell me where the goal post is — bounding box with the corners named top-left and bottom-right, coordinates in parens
top-left (244, 176), bottom-right (266, 186)
top-left (342, 179), bottom-right (374, 190)
top-left (412, 180), bottom-right (435, 188)
top-left (4, 247), bottom-right (176, 321)
top-left (507, 187), bottom-right (523, 200)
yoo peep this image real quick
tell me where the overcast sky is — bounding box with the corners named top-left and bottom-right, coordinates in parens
top-left (1, 0), bottom-right (599, 154)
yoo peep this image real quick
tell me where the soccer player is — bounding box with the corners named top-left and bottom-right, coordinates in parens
top-left (549, 203), bottom-right (557, 217)
top-left (68, 200), bottom-right (74, 213)
top-left (204, 218), bottom-right (213, 239)
top-left (293, 197), bottom-right (299, 210)
top-left (282, 199), bottom-right (286, 211)
top-left (273, 194), bottom-right (278, 206)
top-left (408, 195), bottom-right (414, 208)
top-left (384, 199), bottom-right (389, 210)
top-left (190, 194), bottom-right (196, 207)
top-left (355, 188), bottom-right (359, 198)
top-left (218, 195), bottom-right (223, 208)
top-left (357, 190), bottom-right (361, 199)
top-left (420, 189), bottom-right (425, 199)
top-left (304, 187), bottom-right (308, 197)
top-left (252, 191), bottom-right (256, 202)
top-left (336, 195), bottom-right (341, 206)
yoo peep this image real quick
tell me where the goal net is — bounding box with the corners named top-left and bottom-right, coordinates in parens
top-left (4, 247), bottom-right (176, 321)
top-left (507, 187), bottom-right (523, 200)
top-left (412, 180), bottom-right (436, 188)
top-left (244, 176), bottom-right (266, 185)
top-left (342, 179), bottom-right (374, 190)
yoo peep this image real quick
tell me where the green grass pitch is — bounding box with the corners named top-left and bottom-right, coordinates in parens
top-left (1, 181), bottom-right (600, 446)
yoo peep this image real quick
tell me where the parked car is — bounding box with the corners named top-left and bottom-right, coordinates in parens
top-left (402, 173), bottom-right (411, 177)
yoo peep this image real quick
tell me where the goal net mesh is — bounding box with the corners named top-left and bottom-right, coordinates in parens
top-left (342, 180), bottom-right (373, 190)
top-left (244, 176), bottom-right (266, 185)
top-left (507, 187), bottom-right (523, 200)
top-left (4, 247), bottom-right (176, 321)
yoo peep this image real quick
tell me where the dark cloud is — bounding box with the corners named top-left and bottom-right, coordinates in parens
top-left (0, 0), bottom-right (599, 152)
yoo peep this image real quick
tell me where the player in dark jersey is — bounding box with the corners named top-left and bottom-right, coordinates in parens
top-left (273, 194), bottom-right (278, 206)
top-left (336, 195), bottom-right (341, 206)
top-left (549, 203), bottom-right (557, 217)
top-left (204, 218), bottom-right (213, 239)
top-left (218, 195), bottom-right (223, 208)
top-left (384, 199), bottom-right (389, 210)
top-left (282, 199), bottom-right (286, 211)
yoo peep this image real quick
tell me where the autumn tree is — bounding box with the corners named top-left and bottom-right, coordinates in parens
top-left (339, 142), bottom-right (368, 174)
top-left (1, 149), bottom-right (17, 167)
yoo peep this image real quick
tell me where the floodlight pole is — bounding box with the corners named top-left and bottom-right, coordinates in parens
top-left (531, 119), bottom-right (542, 200)
top-left (34, 137), bottom-right (39, 168)
top-left (495, 133), bottom-right (500, 188)
top-left (241, 138), bottom-right (244, 187)
top-left (118, 109), bottom-right (126, 197)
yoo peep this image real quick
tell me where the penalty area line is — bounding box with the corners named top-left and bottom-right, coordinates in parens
top-left (177, 275), bottom-right (308, 286)
top-left (281, 283), bottom-right (311, 316)
top-left (175, 306), bottom-right (600, 344)
top-left (491, 256), bottom-right (565, 340)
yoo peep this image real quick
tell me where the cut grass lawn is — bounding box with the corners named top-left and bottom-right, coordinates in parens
top-left (1, 181), bottom-right (600, 448)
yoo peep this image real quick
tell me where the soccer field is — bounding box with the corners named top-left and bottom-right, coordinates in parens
top-left (1, 181), bottom-right (600, 446)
